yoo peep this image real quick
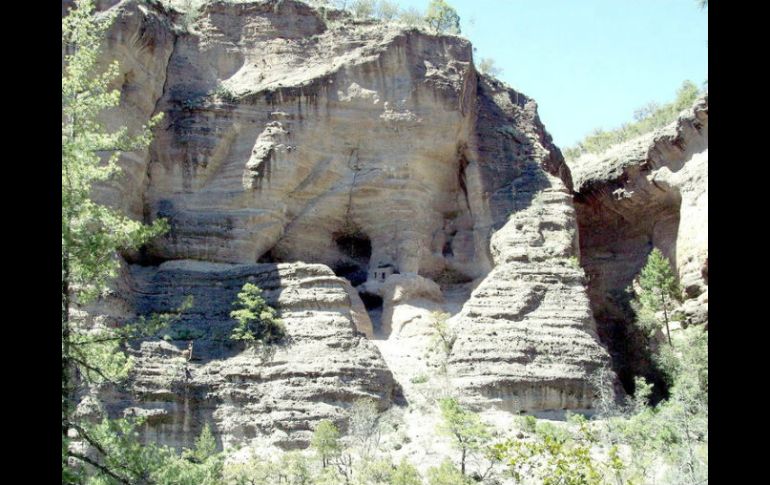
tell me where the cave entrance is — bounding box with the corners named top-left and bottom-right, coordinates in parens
top-left (329, 230), bottom-right (389, 337)
top-left (334, 232), bottom-right (372, 263)
top-left (331, 230), bottom-right (372, 287)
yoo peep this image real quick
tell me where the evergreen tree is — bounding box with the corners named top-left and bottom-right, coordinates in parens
top-left (633, 248), bottom-right (682, 346)
top-left (311, 420), bottom-right (341, 469)
top-left (62, 1), bottom-right (198, 481)
top-left (230, 282), bottom-right (286, 346)
top-left (425, 0), bottom-right (460, 35)
top-left (437, 398), bottom-right (491, 476)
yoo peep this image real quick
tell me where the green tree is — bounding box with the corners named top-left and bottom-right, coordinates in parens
top-left (425, 0), bottom-right (460, 35)
top-left (62, 0), bottom-right (177, 480)
top-left (391, 459), bottom-right (423, 485)
top-left (437, 398), bottom-right (491, 476)
top-left (230, 282), bottom-right (286, 346)
top-left (426, 460), bottom-right (472, 485)
top-left (537, 435), bottom-right (602, 485)
top-left (632, 248), bottom-right (682, 346)
top-left (478, 57), bottom-right (502, 77)
top-left (428, 311), bottom-right (456, 374)
top-left (311, 420), bottom-right (342, 469)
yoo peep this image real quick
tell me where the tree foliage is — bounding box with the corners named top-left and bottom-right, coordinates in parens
top-left (564, 80), bottom-right (703, 160)
top-left (230, 282), bottom-right (286, 346)
top-left (61, 2), bottom-right (206, 482)
top-left (437, 398), bottom-right (491, 476)
top-left (631, 248), bottom-right (682, 346)
top-left (61, 0), bottom-right (170, 399)
top-left (478, 57), bottom-right (502, 77)
top-left (311, 420), bottom-right (342, 468)
top-left (428, 311), bottom-right (456, 374)
top-left (425, 0), bottom-right (461, 35)
top-left (426, 460), bottom-right (472, 485)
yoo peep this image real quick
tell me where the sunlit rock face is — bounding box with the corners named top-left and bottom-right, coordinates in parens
top-left (80, 0), bottom-right (618, 450)
top-left (569, 96), bottom-right (708, 391)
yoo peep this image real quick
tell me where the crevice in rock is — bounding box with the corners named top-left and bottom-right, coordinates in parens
top-left (354, 288), bottom-right (382, 337)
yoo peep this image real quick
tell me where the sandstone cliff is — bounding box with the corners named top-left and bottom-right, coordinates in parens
top-left (76, 0), bottom-right (618, 452)
top-left (569, 96), bottom-right (708, 391)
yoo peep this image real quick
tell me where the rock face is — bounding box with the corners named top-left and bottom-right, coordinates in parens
top-left (97, 260), bottom-right (394, 450)
top-left (80, 0), bottom-right (617, 450)
top-left (569, 96), bottom-right (708, 390)
top-left (447, 78), bottom-right (612, 413)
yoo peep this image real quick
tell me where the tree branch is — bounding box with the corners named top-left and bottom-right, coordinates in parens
top-left (68, 451), bottom-right (133, 485)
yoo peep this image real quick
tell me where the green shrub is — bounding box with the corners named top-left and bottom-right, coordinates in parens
top-left (230, 283), bottom-right (286, 346)
top-left (410, 373), bottom-right (429, 384)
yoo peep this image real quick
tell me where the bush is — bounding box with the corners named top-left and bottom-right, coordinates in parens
top-left (425, 0), bottom-right (460, 35)
top-left (564, 80), bottom-right (703, 160)
top-left (230, 283), bottom-right (286, 346)
top-left (427, 460), bottom-right (472, 485)
top-left (410, 373), bottom-right (428, 384)
top-left (212, 82), bottom-right (238, 103)
top-left (520, 414), bottom-right (537, 433)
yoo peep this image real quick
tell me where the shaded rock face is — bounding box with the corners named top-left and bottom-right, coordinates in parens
top-left (570, 97), bottom-right (708, 392)
top-left (81, 0), bottom-right (616, 450)
top-left (98, 260), bottom-right (393, 450)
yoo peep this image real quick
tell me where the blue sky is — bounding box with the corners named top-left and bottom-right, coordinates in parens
top-left (390, 0), bottom-right (708, 149)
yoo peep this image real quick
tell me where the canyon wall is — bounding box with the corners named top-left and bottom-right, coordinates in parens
top-left (75, 0), bottom-right (618, 451)
top-left (569, 96), bottom-right (708, 390)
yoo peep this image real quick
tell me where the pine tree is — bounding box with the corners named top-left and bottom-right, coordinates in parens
top-left (425, 0), bottom-right (461, 35)
top-left (437, 398), bottom-right (491, 476)
top-left (230, 282), bottom-right (286, 345)
top-left (633, 248), bottom-right (682, 346)
top-left (311, 420), bottom-right (341, 468)
top-left (62, 0), bottom-right (179, 480)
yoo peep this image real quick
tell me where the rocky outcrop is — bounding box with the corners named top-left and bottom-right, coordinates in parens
top-left (96, 260), bottom-right (394, 450)
top-left (569, 96), bottom-right (708, 390)
top-left (80, 0), bottom-right (617, 450)
top-left (447, 77), bottom-right (612, 414)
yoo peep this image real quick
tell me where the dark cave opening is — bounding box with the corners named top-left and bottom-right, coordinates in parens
top-left (332, 261), bottom-right (368, 287)
top-left (330, 231), bottom-right (372, 287)
top-left (595, 288), bottom-right (671, 405)
top-left (359, 292), bottom-right (383, 312)
top-left (359, 291), bottom-right (384, 337)
top-left (333, 232), bottom-right (372, 263)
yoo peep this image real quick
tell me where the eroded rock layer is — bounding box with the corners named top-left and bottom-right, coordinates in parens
top-left (570, 96), bottom-right (708, 390)
top-left (96, 260), bottom-right (393, 450)
top-left (448, 77), bottom-right (612, 413)
top-left (80, 0), bottom-right (617, 449)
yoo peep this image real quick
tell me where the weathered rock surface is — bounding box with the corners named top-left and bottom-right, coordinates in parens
top-left (80, 0), bottom-right (617, 450)
top-left (569, 96), bottom-right (708, 389)
top-left (97, 260), bottom-right (394, 450)
top-left (447, 77), bottom-right (612, 413)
